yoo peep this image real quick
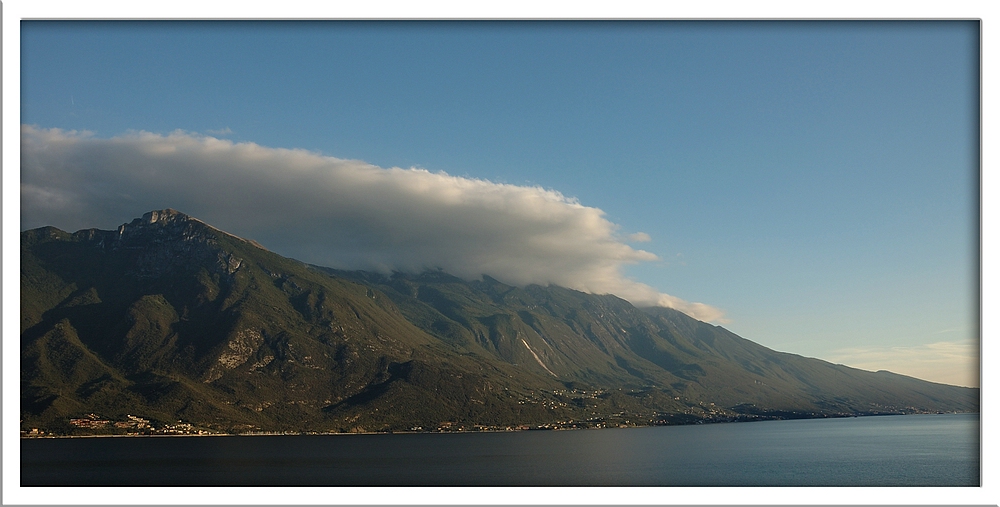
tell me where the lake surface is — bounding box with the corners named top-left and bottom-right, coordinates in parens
top-left (21, 413), bottom-right (979, 486)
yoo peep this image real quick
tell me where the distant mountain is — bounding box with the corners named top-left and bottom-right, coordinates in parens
top-left (21, 209), bottom-right (978, 434)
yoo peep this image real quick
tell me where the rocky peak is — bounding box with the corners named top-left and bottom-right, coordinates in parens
top-left (124, 209), bottom-right (267, 251)
top-left (141, 208), bottom-right (188, 225)
top-left (98, 209), bottom-right (243, 279)
top-left (117, 209), bottom-right (207, 241)
top-left (100, 209), bottom-right (222, 259)
top-left (64, 209), bottom-right (264, 279)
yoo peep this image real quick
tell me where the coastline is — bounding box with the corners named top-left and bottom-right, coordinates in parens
top-left (21, 410), bottom-right (973, 440)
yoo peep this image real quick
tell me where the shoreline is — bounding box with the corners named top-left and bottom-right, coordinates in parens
top-left (21, 411), bottom-right (974, 440)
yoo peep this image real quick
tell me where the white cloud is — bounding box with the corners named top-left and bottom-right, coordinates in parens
top-left (827, 340), bottom-right (979, 388)
top-left (20, 125), bottom-right (725, 322)
top-left (627, 232), bottom-right (652, 243)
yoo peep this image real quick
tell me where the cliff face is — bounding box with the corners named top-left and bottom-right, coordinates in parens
top-left (20, 210), bottom-right (979, 434)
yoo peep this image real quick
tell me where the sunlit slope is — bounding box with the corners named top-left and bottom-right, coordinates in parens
top-left (332, 269), bottom-right (978, 415)
top-left (21, 209), bottom-right (978, 433)
top-left (640, 306), bottom-right (975, 413)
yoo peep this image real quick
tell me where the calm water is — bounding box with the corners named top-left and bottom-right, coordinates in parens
top-left (21, 413), bottom-right (979, 486)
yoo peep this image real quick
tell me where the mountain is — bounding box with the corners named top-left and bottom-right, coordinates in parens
top-left (21, 209), bottom-right (978, 434)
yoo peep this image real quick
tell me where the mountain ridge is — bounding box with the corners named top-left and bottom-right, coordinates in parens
top-left (21, 209), bottom-right (978, 435)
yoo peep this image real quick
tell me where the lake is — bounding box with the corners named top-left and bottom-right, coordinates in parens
top-left (20, 413), bottom-right (979, 486)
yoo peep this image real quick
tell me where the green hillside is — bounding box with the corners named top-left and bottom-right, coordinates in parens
top-left (20, 210), bottom-right (978, 435)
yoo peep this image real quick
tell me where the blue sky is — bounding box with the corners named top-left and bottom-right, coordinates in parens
top-left (19, 20), bottom-right (979, 386)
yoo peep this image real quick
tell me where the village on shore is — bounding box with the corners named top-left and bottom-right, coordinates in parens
top-left (21, 404), bottom-right (954, 439)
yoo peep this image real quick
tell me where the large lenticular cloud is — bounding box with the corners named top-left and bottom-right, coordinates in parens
top-left (20, 125), bottom-right (724, 322)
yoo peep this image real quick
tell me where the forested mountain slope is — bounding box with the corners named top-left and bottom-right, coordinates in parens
top-left (21, 210), bottom-right (978, 434)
